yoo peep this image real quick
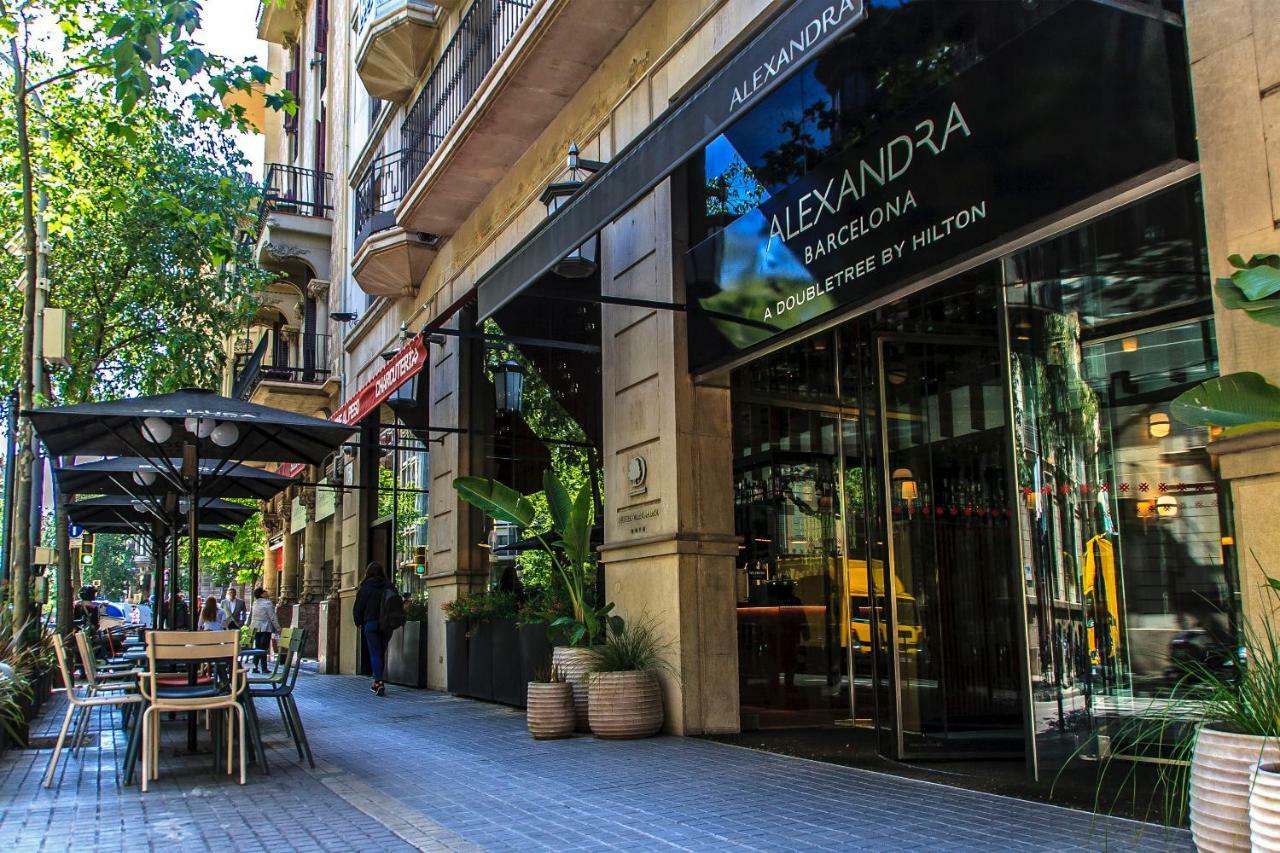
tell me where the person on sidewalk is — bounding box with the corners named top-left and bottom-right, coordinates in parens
top-left (248, 587), bottom-right (280, 674)
top-left (198, 596), bottom-right (225, 631)
top-left (221, 587), bottom-right (246, 630)
top-left (353, 562), bottom-right (394, 697)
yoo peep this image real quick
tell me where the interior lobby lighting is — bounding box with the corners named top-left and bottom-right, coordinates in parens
top-left (891, 468), bottom-right (918, 501)
top-left (1156, 495), bottom-right (1179, 518)
top-left (1148, 411), bottom-right (1171, 438)
top-left (1122, 337), bottom-right (1139, 352)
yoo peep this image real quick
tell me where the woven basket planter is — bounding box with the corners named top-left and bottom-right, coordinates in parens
top-left (587, 671), bottom-right (663, 739)
top-left (1191, 727), bottom-right (1280, 852)
top-left (551, 646), bottom-right (593, 732)
top-left (526, 682), bottom-right (575, 740)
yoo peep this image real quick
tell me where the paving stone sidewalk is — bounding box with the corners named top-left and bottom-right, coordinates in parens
top-left (0, 670), bottom-right (1192, 852)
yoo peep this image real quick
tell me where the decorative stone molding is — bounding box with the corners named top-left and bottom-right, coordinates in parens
top-left (306, 278), bottom-right (331, 300)
top-left (263, 240), bottom-right (312, 263)
top-left (262, 510), bottom-right (283, 536)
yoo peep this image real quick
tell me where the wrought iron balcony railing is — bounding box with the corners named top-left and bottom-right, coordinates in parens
top-left (256, 163), bottom-right (334, 233)
top-left (399, 0), bottom-right (533, 195)
top-left (354, 150), bottom-right (406, 248)
top-left (232, 332), bottom-right (332, 400)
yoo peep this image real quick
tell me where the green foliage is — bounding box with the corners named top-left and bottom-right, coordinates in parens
top-left (454, 470), bottom-right (611, 647)
top-left (81, 534), bottom-right (139, 600)
top-left (1172, 254), bottom-right (1280, 433)
top-left (585, 618), bottom-right (673, 676)
top-left (440, 589), bottom-right (517, 623)
top-left (200, 511), bottom-right (265, 590)
top-left (1172, 372), bottom-right (1280, 436)
top-left (0, 610), bottom-right (39, 742)
top-left (403, 593), bottom-right (429, 622)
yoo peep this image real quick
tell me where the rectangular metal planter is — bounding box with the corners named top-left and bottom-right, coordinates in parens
top-left (385, 619), bottom-right (428, 688)
top-left (446, 619), bottom-right (469, 695)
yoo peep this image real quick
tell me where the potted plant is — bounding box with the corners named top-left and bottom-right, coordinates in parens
top-left (1183, 585), bottom-right (1280, 853)
top-left (586, 618), bottom-right (669, 739)
top-left (454, 471), bottom-right (618, 731)
top-left (1251, 762), bottom-right (1280, 851)
top-left (386, 594), bottom-right (429, 688)
top-left (442, 594), bottom-right (474, 696)
top-left (526, 663), bottom-right (575, 740)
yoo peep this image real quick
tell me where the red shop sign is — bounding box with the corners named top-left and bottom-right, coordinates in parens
top-left (276, 335), bottom-right (428, 480)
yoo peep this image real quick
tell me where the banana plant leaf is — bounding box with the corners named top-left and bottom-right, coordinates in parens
top-left (1171, 372), bottom-right (1280, 434)
top-left (453, 476), bottom-right (536, 528)
top-left (560, 482), bottom-right (594, 568)
top-left (543, 470), bottom-right (573, 534)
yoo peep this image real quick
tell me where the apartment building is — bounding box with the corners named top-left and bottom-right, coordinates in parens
top-left (228, 0), bottom-right (1280, 791)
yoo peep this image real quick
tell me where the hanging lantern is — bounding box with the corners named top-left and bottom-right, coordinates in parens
top-left (891, 467), bottom-right (918, 501)
top-left (494, 359), bottom-right (526, 415)
top-left (540, 143), bottom-right (602, 279)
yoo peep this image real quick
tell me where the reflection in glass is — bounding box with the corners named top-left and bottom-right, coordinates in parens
top-left (1005, 181), bottom-right (1233, 774)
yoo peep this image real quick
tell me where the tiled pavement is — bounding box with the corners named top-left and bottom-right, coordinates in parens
top-left (0, 671), bottom-right (1192, 852)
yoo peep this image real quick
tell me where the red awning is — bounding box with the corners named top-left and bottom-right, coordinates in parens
top-left (277, 334), bottom-right (429, 480)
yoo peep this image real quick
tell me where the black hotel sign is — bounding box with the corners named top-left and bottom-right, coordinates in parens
top-left (686, 1), bottom-right (1193, 372)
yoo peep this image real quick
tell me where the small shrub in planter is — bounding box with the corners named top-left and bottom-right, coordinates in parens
top-left (587, 619), bottom-right (671, 739)
top-left (526, 664), bottom-right (575, 740)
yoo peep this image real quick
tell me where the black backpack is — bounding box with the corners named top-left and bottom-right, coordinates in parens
top-left (379, 587), bottom-right (406, 634)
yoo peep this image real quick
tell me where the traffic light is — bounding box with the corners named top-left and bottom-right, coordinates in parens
top-left (80, 533), bottom-right (95, 565)
top-left (414, 545), bottom-right (428, 575)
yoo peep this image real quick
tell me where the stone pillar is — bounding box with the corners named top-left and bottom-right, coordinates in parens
top-left (281, 527), bottom-right (300, 606)
top-left (1187, 4), bottom-right (1280, 631)
top-left (597, 179), bottom-right (739, 735)
top-left (259, 549), bottom-right (276, 599)
top-left (301, 483), bottom-right (324, 601)
top-left (261, 500), bottom-right (282, 599)
top-left (424, 305), bottom-right (492, 690)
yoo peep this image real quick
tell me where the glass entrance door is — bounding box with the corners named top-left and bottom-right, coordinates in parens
top-left (877, 336), bottom-right (1025, 758)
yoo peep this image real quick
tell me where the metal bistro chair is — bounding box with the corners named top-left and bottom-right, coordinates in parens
top-left (44, 634), bottom-right (141, 788)
top-left (248, 626), bottom-right (294, 683)
top-left (71, 630), bottom-right (140, 755)
top-left (138, 631), bottom-right (247, 791)
top-left (250, 626), bottom-right (313, 768)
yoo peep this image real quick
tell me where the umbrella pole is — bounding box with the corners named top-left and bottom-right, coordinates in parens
top-left (168, 514), bottom-right (180, 628)
top-left (185, 442), bottom-right (200, 754)
top-left (151, 522), bottom-right (163, 630)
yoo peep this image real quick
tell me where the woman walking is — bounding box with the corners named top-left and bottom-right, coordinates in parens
top-left (198, 596), bottom-right (225, 631)
top-left (353, 562), bottom-right (393, 696)
top-left (248, 587), bottom-right (280, 674)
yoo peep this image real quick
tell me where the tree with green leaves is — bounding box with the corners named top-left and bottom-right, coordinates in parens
top-left (199, 511), bottom-right (266, 591)
top-left (0, 0), bottom-right (292, 645)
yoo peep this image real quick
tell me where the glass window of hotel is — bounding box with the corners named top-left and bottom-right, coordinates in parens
top-left (694, 0), bottom-right (1072, 240)
top-left (374, 421), bottom-right (430, 598)
top-left (1003, 181), bottom-right (1234, 759)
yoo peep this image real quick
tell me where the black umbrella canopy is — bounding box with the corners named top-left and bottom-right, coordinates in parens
top-left (27, 388), bottom-right (354, 466)
top-left (67, 495), bottom-right (256, 528)
top-left (76, 520), bottom-right (237, 540)
top-left (56, 457), bottom-right (292, 501)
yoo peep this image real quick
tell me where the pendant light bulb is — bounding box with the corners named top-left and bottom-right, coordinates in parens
top-left (141, 417), bottom-right (172, 444)
top-left (132, 470), bottom-right (156, 486)
top-left (210, 421), bottom-right (240, 447)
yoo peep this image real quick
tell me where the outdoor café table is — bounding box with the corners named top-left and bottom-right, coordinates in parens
top-left (121, 652), bottom-right (269, 783)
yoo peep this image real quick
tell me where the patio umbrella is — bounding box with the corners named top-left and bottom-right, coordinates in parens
top-left (56, 457), bottom-right (292, 502)
top-left (67, 495), bottom-right (255, 529)
top-left (28, 388), bottom-right (354, 638)
top-left (26, 388), bottom-right (354, 465)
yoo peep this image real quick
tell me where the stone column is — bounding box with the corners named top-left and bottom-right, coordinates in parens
top-left (597, 179), bottom-right (739, 735)
top-left (424, 305), bottom-right (492, 690)
top-left (281, 527), bottom-right (300, 607)
top-left (301, 483), bottom-right (324, 601)
top-left (261, 501), bottom-right (282, 598)
top-left (1187, 5), bottom-right (1280, 632)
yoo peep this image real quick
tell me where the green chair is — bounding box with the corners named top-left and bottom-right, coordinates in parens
top-left (250, 627), bottom-right (313, 768)
top-left (248, 626), bottom-right (294, 684)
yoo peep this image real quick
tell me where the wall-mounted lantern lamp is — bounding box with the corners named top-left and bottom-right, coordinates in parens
top-left (493, 359), bottom-right (526, 415)
top-left (540, 143), bottom-right (605, 279)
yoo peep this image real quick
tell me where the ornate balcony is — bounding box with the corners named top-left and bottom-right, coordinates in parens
top-left (354, 0), bottom-right (445, 103)
top-left (257, 0), bottom-right (302, 46)
top-left (255, 163), bottom-right (334, 281)
top-left (232, 331), bottom-right (335, 414)
top-left (353, 151), bottom-right (439, 296)
top-left (397, 0), bottom-right (655, 238)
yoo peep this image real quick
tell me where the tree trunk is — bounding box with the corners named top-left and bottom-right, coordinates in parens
top-left (10, 38), bottom-right (37, 647)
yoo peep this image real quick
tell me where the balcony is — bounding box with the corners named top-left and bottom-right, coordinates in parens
top-left (354, 0), bottom-right (445, 103)
top-left (257, 0), bottom-right (302, 46)
top-left (353, 151), bottom-right (439, 296)
top-left (255, 164), bottom-right (334, 281)
top-left (232, 332), bottom-right (335, 415)
top-left (397, 0), bottom-right (656, 238)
